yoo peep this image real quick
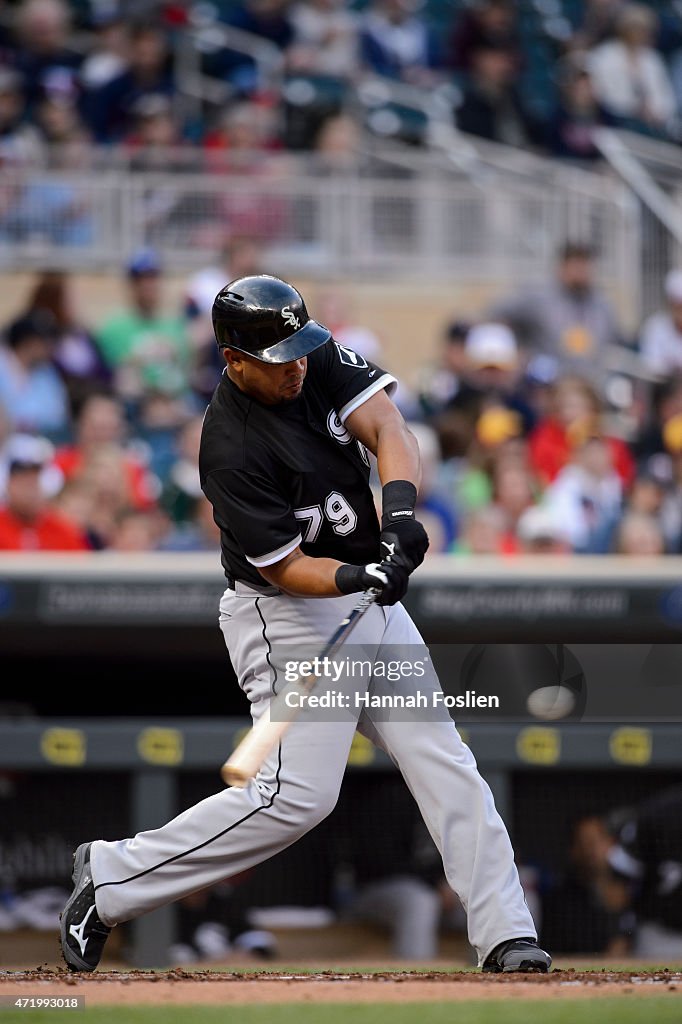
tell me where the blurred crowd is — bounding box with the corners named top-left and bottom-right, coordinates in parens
top-left (0, 0), bottom-right (682, 170)
top-left (2, 236), bottom-right (682, 556)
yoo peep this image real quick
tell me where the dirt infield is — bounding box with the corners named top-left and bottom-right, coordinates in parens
top-left (1, 969), bottom-right (681, 1004)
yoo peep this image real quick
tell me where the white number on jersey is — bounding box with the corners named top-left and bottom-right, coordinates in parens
top-left (294, 492), bottom-right (358, 542)
top-left (294, 504), bottom-right (323, 543)
top-left (324, 491), bottom-right (358, 536)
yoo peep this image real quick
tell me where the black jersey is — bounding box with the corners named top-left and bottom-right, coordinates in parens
top-left (199, 340), bottom-right (397, 586)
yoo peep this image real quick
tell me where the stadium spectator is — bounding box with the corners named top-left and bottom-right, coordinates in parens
top-left (50, 476), bottom-right (101, 549)
top-left (83, 20), bottom-right (175, 143)
top-left (0, 154), bottom-right (94, 244)
top-left (33, 96), bottom-right (91, 176)
top-left (310, 112), bottom-right (362, 173)
top-left (224, 0), bottom-right (295, 51)
top-left (202, 101), bottom-right (281, 174)
top-left (72, 443), bottom-right (155, 548)
top-left (0, 429), bottom-right (61, 502)
top-left (633, 376), bottom-right (682, 468)
top-left (21, 270), bottom-right (110, 411)
top-left (205, 111), bottom-right (291, 243)
top-left (490, 241), bottom-right (624, 383)
top-left (453, 505), bottom-right (506, 555)
top-left (490, 459), bottom-right (537, 553)
top-left (570, 0), bottom-right (626, 51)
top-left (202, 0), bottom-right (291, 98)
top-left (544, 434), bottom-right (623, 552)
top-left (107, 506), bottom-right (163, 551)
top-left (79, 9), bottom-right (128, 91)
top-left (157, 494), bottom-right (221, 552)
top-left (587, 4), bottom-right (676, 136)
top-left (639, 269), bottom-right (682, 378)
top-left (160, 414), bottom-right (203, 525)
top-left (529, 375), bottom-right (635, 488)
top-left (288, 0), bottom-right (360, 81)
top-left (359, 0), bottom-right (441, 86)
top-left (547, 60), bottom-right (615, 162)
top-left (0, 311), bottom-right (70, 439)
top-left (0, 69), bottom-right (43, 167)
top-left (454, 42), bottom-right (540, 148)
top-left (615, 511), bottom-right (665, 555)
top-left (649, 413), bottom-right (682, 552)
top-left (417, 319), bottom-right (469, 418)
top-left (124, 93), bottom-right (188, 171)
top-left (449, 0), bottom-right (520, 74)
top-left (96, 248), bottom-right (192, 420)
top-left (515, 505), bottom-right (569, 554)
top-left (431, 323), bottom-right (534, 460)
top-left (14, 0), bottom-right (82, 113)
top-left (0, 436), bottom-right (88, 551)
top-left (53, 392), bottom-right (159, 512)
top-left (284, 0), bottom-right (360, 146)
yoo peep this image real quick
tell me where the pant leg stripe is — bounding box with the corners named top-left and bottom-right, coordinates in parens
top-left (95, 598), bottom-right (283, 892)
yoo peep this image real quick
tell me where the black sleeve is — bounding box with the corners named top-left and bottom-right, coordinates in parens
top-left (202, 468), bottom-right (301, 567)
top-left (318, 340), bottom-right (397, 424)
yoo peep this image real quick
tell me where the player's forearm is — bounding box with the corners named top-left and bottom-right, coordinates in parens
top-left (259, 550), bottom-right (345, 597)
top-left (375, 418), bottom-right (421, 490)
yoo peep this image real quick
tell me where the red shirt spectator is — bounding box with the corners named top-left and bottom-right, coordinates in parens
top-left (528, 375), bottom-right (635, 488)
top-left (0, 461), bottom-right (88, 551)
top-left (53, 393), bottom-right (158, 510)
top-left (529, 418), bottom-right (634, 488)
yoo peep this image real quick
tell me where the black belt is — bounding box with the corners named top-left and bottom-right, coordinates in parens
top-left (225, 574), bottom-right (281, 596)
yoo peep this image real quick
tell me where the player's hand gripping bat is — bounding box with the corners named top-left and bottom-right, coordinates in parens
top-left (220, 587), bottom-right (379, 788)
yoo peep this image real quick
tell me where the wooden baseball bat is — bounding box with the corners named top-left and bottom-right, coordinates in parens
top-left (221, 588), bottom-right (379, 787)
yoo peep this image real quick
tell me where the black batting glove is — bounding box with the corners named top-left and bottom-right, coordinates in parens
top-left (335, 559), bottom-right (409, 606)
top-left (380, 480), bottom-right (429, 573)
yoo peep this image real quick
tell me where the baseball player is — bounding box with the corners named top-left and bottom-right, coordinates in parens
top-left (60, 275), bottom-right (551, 975)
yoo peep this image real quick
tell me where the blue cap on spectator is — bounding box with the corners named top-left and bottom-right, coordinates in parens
top-left (127, 248), bottom-right (162, 278)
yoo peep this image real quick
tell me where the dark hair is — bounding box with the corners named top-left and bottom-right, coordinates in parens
top-left (558, 240), bottom-right (595, 261)
top-left (6, 310), bottom-right (58, 348)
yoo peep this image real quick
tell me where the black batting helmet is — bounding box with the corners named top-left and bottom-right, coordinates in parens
top-left (212, 275), bottom-right (331, 363)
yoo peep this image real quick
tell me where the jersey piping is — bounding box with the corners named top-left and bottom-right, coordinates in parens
top-left (246, 533), bottom-right (303, 568)
top-left (338, 374), bottom-right (397, 423)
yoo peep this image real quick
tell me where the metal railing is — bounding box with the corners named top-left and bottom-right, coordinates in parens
top-left (593, 128), bottom-right (682, 319)
top-left (0, 153), bottom-right (639, 313)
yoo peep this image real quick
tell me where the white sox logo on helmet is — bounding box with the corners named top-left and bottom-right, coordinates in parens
top-left (282, 306), bottom-right (300, 330)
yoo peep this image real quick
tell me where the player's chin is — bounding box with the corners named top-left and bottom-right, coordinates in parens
top-left (280, 382), bottom-right (304, 399)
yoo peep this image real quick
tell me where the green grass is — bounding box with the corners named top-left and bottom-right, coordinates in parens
top-left (2, 1001), bottom-right (681, 1024)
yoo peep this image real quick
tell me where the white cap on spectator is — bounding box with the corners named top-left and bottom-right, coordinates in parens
top-left (664, 269), bottom-right (682, 304)
top-left (517, 505), bottom-right (565, 544)
top-left (4, 433), bottom-right (54, 469)
top-left (0, 434), bottom-right (62, 500)
top-left (465, 323), bottom-right (518, 369)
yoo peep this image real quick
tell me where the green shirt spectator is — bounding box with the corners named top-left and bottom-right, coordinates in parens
top-left (97, 248), bottom-right (192, 400)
